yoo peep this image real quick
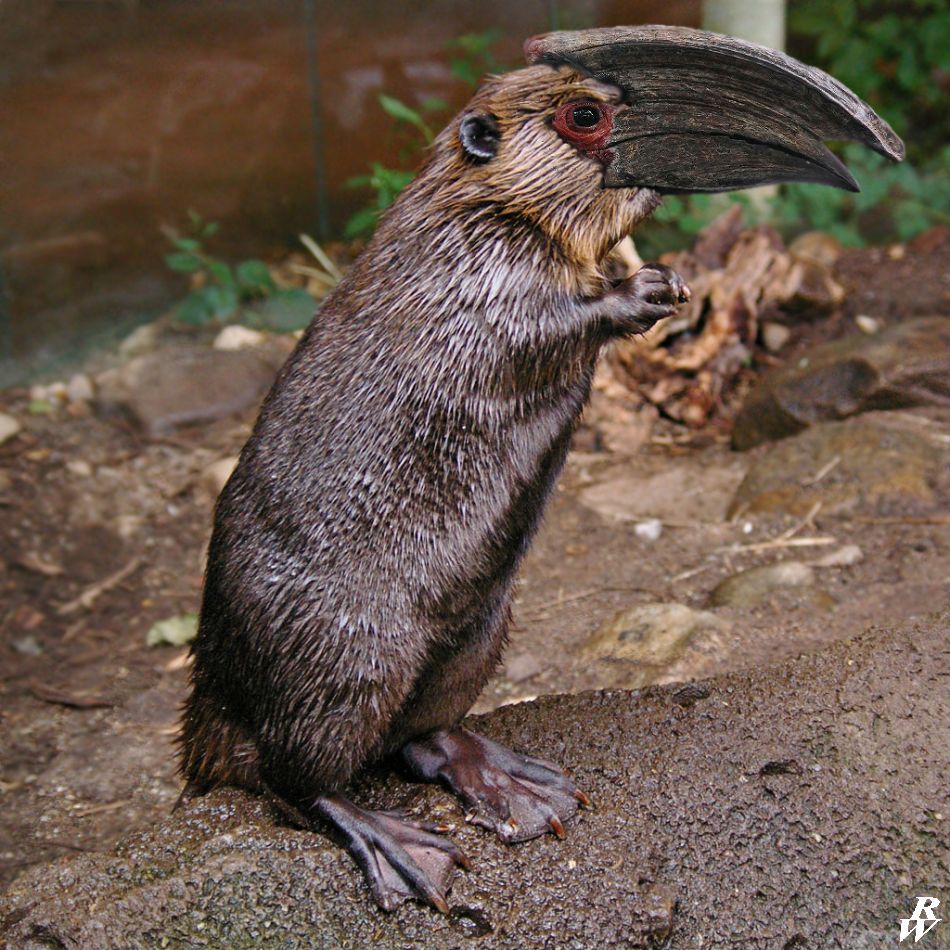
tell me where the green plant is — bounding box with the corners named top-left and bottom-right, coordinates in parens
top-left (163, 212), bottom-right (314, 331)
top-left (788, 0), bottom-right (950, 165)
top-left (343, 30), bottom-right (507, 238)
top-left (637, 2), bottom-right (950, 253)
top-left (446, 29), bottom-right (504, 84)
top-left (770, 144), bottom-right (950, 245)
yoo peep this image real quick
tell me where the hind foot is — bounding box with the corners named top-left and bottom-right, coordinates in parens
top-left (315, 794), bottom-right (470, 913)
top-left (401, 727), bottom-right (590, 843)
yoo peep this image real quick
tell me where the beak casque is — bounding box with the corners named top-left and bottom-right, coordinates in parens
top-left (524, 25), bottom-right (905, 193)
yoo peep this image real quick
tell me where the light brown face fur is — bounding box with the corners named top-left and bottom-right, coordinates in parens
top-left (420, 65), bottom-right (658, 275)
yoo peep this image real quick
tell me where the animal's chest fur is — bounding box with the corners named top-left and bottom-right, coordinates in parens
top-left (412, 371), bottom-right (592, 635)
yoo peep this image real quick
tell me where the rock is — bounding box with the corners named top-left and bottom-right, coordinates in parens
top-left (213, 324), bottom-right (267, 351)
top-left (812, 544), bottom-right (864, 568)
top-left (707, 561), bottom-right (817, 608)
top-left (65, 372), bottom-right (95, 404)
top-left (12, 635), bottom-right (43, 656)
top-left (732, 316), bottom-right (950, 450)
top-left (787, 230), bottom-right (843, 268)
top-left (28, 381), bottom-right (67, 405)
top-left (760, 320), bottom-right (791, 353)
top-left (777, 254), bottom-right (846, 318)
top-left (579, 458), bottom-right (746, 524)
top-left (66, 459), bottom-right (93, 478)
top-left (855, 314), bottom-right (880, 334)
top-left (95, 347), bottom-right (277, 435)
top-left (729, 415), bottom-right (940, 518)
top-left (201, 456), bottom-right (239, 496)
top-left (0, 412), bottom-right (21, 445)
top-left (2, 611), bottom-right (946, 948)
top-left (117, 321), bottom-right (162, 360)
top-left (633, 518), bottom-right (663, 541)
top-left (583, 602), bottom-right (728, 665)
top-left (503, 651), bottom-right (542, 684)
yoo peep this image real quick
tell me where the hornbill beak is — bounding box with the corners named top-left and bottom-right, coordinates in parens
top-left (525, 26), bottom-right (905, 193)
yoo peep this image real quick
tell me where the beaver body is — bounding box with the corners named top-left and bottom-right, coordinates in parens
top-left (174, 55), bottom-right (684, 912)
top-left (178, 25), bottom-right (903, 913)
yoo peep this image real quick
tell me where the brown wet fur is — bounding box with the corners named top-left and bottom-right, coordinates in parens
top-left (177, 66), bottom-right (669, 814)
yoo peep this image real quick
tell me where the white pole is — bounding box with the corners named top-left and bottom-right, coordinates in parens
top-left (701, 0), bottom-right (786, 51)
top-left (702, 0), bottom-right (787, 210)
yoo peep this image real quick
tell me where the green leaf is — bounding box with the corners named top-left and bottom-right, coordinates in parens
top-left (246, 289), bottom-right (315, 333)
top-left (175, 292), bottom-right (215, 326)
top-left (378, 94), bottom-right (433, 141)
top-left (165, 252), bottom-right (202, 273)
top-left (450, 60), bottom-right (479, 85)
top-left (344, 207), bottom-right (380, 239)
top-left (203, 284), bottom-right (240, 319)
top-left (207, 260), bottom-right (236, 289)
top-left (146, 613), bottom-right (199, 647)
top-left (172, 237), bottom-right (201, 252)
top-left (236, 259), bottom-right (275, 295)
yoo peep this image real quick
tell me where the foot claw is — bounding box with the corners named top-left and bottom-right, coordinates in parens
top-left (403, 728), bottom-right (584, 846)
top-left (315, 795), bottom-right (463, 914)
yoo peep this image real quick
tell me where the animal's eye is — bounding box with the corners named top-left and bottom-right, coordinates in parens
top-left (572, 106), bottom-right (601, 128)
top-left (552, 99), bottom-right (615, 151)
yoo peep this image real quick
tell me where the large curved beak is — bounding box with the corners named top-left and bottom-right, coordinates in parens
top-left (525, 26), bottom-right (904, 193)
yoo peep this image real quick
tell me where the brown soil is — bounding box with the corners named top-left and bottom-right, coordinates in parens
top-left (1, 243), bottom-right (948, 894)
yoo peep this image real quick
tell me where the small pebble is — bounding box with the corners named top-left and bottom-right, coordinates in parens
top-left (66, 373), bottom-right (95, 404)
top-left (66, 459), bottom-right (93, 478)
top-left (855, 314), bottom-right (880, 334)
top-left (213, 325), bottom-right (266, 351)
top-left (0, 413), bottom-right (22, 445)
top-left (761, 321), bottom-right (791, 353)
top-left (13, 635), bottom-right (43, 656)
top-left (29, 381), bottom-right (67, 404)
top-left (118, 322), bottom-right (161, 359)
top-left (813, 544), bottom-right (863, 568)
top-left (635, 518), bottom-right (663, 541)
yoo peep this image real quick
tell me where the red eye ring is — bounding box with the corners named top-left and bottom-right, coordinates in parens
top-left (552, 98), bottom-right (616, 153)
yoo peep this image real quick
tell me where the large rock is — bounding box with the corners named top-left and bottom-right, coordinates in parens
top-left (2, 611), bottom-right (947, 949)
top-left (729, 414), bottom-right (941, 518)
top-left (582, 602), bottom-right (729, 689)
top-left (95, 346), bottom-right (279, 435)
top-left (732, 316), bottom-right (950, 449)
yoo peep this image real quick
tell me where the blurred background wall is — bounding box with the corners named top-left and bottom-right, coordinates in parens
top-left (0, 0), bottom-right (700, 381)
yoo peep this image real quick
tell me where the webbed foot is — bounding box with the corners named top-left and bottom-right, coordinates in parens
top-left (401, 727), bottom-right (590, 843)
top-left (315, 794), bottom-right (469, 913)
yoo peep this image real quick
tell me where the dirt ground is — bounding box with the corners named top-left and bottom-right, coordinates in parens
top-left (1, 242), bottom-right (948, 895)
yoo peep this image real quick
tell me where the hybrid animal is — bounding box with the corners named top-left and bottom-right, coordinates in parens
top-left (179, 26), bottom-right (903, 911)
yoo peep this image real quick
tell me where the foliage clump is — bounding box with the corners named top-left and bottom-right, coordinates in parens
top-left (348, 12), bottom-right (948, 251)
top-left (163, 211), bottom-right (314, 332)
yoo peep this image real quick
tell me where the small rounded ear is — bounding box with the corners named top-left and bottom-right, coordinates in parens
top-left (459, 113), bottom-right (500, 163)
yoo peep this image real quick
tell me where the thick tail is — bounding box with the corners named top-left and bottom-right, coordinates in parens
top-left (175, 687), bottom-right (262, 800)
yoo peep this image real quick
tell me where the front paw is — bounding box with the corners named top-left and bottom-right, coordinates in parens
top-left (615, 262), bottom-right (691, 330)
